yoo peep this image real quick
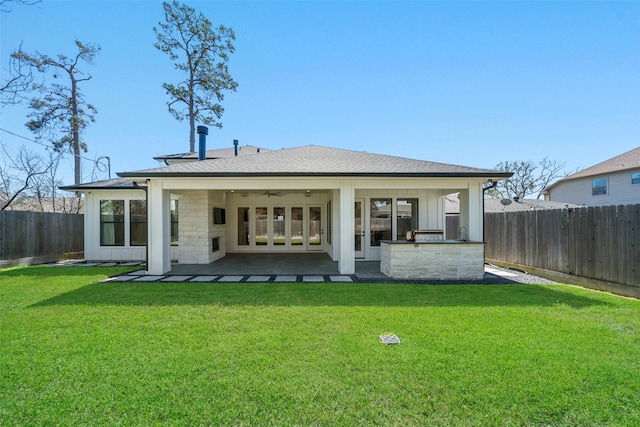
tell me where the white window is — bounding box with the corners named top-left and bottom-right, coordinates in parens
top-left (592, 178), bottom-right (607, 196)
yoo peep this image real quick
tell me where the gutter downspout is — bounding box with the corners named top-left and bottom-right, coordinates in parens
top-left (481, 180), bottom-right (498, 244)
top-left (133, 181), bottom-right (149, 269)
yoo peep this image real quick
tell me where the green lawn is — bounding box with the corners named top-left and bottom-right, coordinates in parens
top-left (1, 266), bottom-right (639, 426)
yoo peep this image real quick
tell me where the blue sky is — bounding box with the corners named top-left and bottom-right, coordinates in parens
top-left (1, 1), bottom-right (639, 185)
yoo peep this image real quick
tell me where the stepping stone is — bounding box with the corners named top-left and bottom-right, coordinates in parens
top-left (99, 262), bottom-right (118, 267)
top-left (120, 262), bottom-right (142, 266)
top-left (128, 270), bottom-right (147, 275)
top-left (274, 275), bottom-right (297, 282)
top-left (217, 275), bottom-right (244, 282)
top-left (189, 276), bottom-right (218, 282)
top-left (302, 276), bottom-right (325, 282)
top-left (103, 275), bottom-right (136, 282)
top-left (133, 275), bottom-right (164, 282)
top-left (79, 262), bottom-right (102, 267)
top-left (329, 275), bottom-right (353, 282)
top-left (161, 276), bottom-right (191, 282)
top-left (246, 275), bottom-right (271, 282)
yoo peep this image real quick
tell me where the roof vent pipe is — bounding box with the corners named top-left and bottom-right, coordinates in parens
top-left (197, 126), bottom-right (208, 161)
top-left (233, 139), bottom-right (238, 156)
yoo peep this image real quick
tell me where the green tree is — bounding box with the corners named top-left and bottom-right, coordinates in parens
top-left (488, 157), bottom-right (567, 200)
top-left (154, 0), bottom-right (238, 152)
top-left (10, 40), bottom-right (100, 185)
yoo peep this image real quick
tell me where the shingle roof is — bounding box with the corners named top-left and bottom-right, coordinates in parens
top-left (445, 196), bottom-right (581, 214)
top-left (153, 145), bottom-right (270, 162)
top-left (59, 177), bottom-right (144, 191)
top-left (120, 145), bottom-right (512, 178)
top-left (546, 146), bottom-right (640, 191)
top-left (484, 199), bottom-right (582, 212)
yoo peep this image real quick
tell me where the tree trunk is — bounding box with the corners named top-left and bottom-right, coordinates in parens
top-left (189, 111), bottom-right (195, 153)
top-left (71, 73), bottom-right (81, 185)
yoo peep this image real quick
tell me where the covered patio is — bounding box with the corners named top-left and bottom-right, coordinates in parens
top-left (169, 253), bottom-right (387, 280)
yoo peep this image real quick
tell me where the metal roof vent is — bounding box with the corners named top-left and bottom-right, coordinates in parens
top-left (197, 126), bottom-right (208, 161)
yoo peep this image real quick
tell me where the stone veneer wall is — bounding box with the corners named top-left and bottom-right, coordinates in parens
top-left (178, 190), bottom-right (226, 264)
top-left (380, 241), bottom-right (485, 280)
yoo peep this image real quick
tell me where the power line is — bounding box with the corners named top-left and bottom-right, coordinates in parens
top-left (0, 127), bottom-right (105, 165)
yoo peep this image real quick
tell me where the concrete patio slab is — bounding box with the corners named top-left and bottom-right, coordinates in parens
top-left (217, 275), bottom-right (245, 282)
top-left (246, 275), bottom-right (272, 282)
top-left (274, 275), bottom-right (298, 282)
top-left (161, 276), bottom-right (192, 282)
top-left (128, 270), bottom-right (147, 275)
top-left (189, 276), bottom-right (218, 282)
top-left (133, 276), bottom-right (164, 282)
top-left (103, 275), bottom-right (136, 282)
top-left (329, 275), bottom-right (353, 282)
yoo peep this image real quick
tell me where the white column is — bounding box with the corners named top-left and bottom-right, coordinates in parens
top-left (147, 180), bottom-right (171, 275)
top-left (467, 182), bottom-right (483, 242)
top-left (84, 193), bottom-right (96, 260)
top-left (338, 181), bottom-right (355, 274)
top-left (458, 189), bottom-right (469, 240)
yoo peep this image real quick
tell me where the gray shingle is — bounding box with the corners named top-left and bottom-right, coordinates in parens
top-left (120, 145), bottom-right (510, 178)
top-left (547, 146), bottom-right (640, 190)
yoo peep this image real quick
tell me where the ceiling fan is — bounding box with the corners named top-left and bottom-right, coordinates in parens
top-left (263, 191), bottom-right (284, 197)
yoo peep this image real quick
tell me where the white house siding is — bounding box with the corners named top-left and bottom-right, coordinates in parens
top-left (548, 170), bottom-right (640, 206)
top-left (83, 190), bottom-right (177, 262)
top-left (134, 175), bottom-right (488, 274)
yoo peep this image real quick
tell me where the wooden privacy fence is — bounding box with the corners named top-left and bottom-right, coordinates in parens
top-left (0, 211), bottom-right (84, 267)
top-left (485, 204), bottom-right (640, 289)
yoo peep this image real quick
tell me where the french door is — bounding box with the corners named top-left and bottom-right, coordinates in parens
top-left (355, 199), bottom-right (364, 258)
top-left (237, 205), bottom-right (323, 251)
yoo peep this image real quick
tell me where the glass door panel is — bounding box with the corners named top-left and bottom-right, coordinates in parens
top-left (355, 199), bottom-right (364, 258)
top-left (397, 198), bottom-right (418, 240)
top-left (370, 198), bottom-right (392, 246)
top-left (238, 207), bottom-right (249, 246)
top-left (273, 207), bottom-right (286, 246)
top-left (291, 207), bottom-right (303, 246)
top-left (308, 206), bottom-right (322, 249)
top-left (255, 207), bottom-right (268, 246)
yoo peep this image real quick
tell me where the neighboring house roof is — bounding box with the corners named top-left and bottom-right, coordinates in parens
top-left (0, 196), bottom-right (84, 213)
top-left (119, 145), bottom-right (513, 179)
top-left (545, 146), bottom-right (640, 192)
top-left (153, 145), bottom-right (270, 163)
top-left (484, 199), bottom-right (582, 213)
top-left (445, 195), bottom-right (581, 214)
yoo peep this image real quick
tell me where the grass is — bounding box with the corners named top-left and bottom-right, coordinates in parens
top-left (1, 266), bottom-right (639, 426)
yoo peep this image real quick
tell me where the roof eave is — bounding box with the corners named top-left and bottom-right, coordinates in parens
top-left (117, 171), bottom-right (513, 179)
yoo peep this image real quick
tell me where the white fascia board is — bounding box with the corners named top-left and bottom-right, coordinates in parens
top-left (157, 176), bottom-right (343, 191)
top-left (147, 176), bottom-right (488, 191)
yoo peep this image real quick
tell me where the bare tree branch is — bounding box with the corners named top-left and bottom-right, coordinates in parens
top-left (0, 0), bottom-right (41, 13)
top-left (488, 157), bottom-right (568, 200)
top-left (0, 143), bottom-right (54, 210)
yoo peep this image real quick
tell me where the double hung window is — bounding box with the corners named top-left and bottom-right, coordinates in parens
top-left (592, 178), bottom-right (607, 196)
top-left (100, 200), bottom-right (125, 246)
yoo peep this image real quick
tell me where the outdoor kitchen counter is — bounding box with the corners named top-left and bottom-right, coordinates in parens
top-left (380, 240), bottom-right (485, 280)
